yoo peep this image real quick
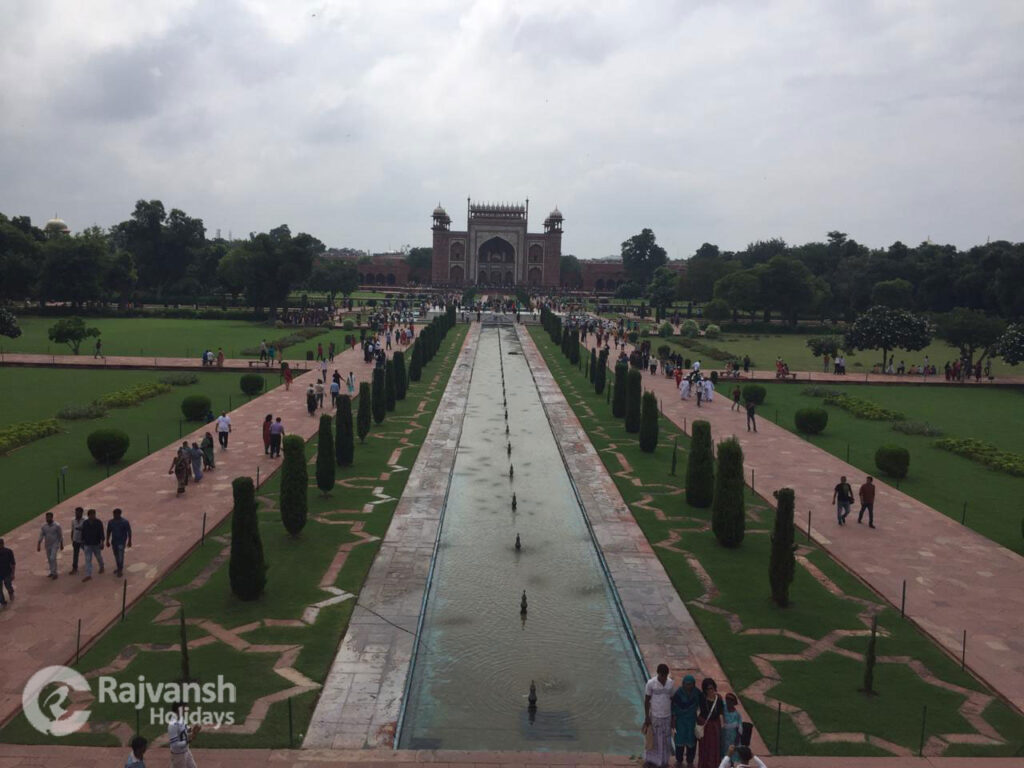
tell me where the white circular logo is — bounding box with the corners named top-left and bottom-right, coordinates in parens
top-left (22, 666), bottom-right (92, 736)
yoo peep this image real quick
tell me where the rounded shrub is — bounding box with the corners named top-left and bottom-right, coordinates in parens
top-left (274, 320), bottom-right (285, 329)
top-left (710, 370), bottom-right (719, 385)
top-left (181, 394), bottom-right (212, 421)
top-left (875, 445), bottom-right (910, 479)
top-left (658, 322), bottom-right (674, 337)
top-left (742, 384), bottom-right (767, 405)
top-left (794, 408), bottom-right (829, 435)
top-left (704, 323), bottom-right (721, 339)
top-left (680, 319), bottom-right (700, 338)
top-left (87, 428), bottom-right (130, 465)
top-left (343, 319), bottom-right (355, 330)
top-left (239, 373), bottom-right (265, 396)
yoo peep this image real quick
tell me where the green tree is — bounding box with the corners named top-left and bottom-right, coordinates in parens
top-left (385, 359), bottom-right (397, 411)
top-left (559, 254), bottom-right (583, 288)
top-left (405, 247), bottom-right (433, 283)
top-left (624, 369), bottom-right (643, 433)
top-left (769, 487), bottom-right (796, 607)
top-left (356, 382), bottom-right (372, 442)
top-left (611, 363), bottom-right (628, 418)
top-left (638, 391), bottom-right (659, 452)
top-left (685, 421), bottom-right (715, 508)
top-left (0, 308), bottom-right (22, 338)
top-left (935, 307), bottom-right (1006, 368)
top-left (871, 278), bottom-right (914, 308)
top-left (621, 228), bottom-right (668, 287)
top-left (805, 336), bottom-right (842, 359)
top-left (844, 305), bottom-right (932, 368)
top-left (280, 434), bottom-right (308, 536)
top-left (757, 256), bottom-right (816, 325)
top-left (393, 350), bottom-right (407, 400)
top-left (39, 234), bottom-right (106, 304)
top-left (316, 415), bottom-right (335, 495)
top-left (47, 317), bottom-right (100, 355)
top-left (998, 322), bottom-right (1024, 365)
top-left (703, 298), bottom-right (731, 323)
top-left (711, 437), bottom-right (745, 548)
top-left (714, 270), bottom-right (761, 319)
top-left (228, 477), bottom-right (267, 601)
top-left (372, 368), bottom-right (386, 423)
top-left (335, 395), bottom-right (354, 465)
top-left (309, 259), bottom-right (360, 303)
top-left (646, 266), bottom-right (679, 320)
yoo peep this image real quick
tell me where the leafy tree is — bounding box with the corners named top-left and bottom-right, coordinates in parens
top-left (769, 488), bottom-right (796, 607)
top-left (229, 477), bottom-right (266, 601)
top-left (638, 391), bottom-right (659, 452)
top-left (935, 307), bottom-right (1006, 368)
top-left (624, 369), bottom-right (643, 433)
top-left (48, 317), bottom-right (100, 355)
top-left (372, 368), bottom-right (386, 423)
top-left (232, 225), bottom-right (322, 314)
top-left (871, 278), bottom-right (914, 308)
top-left (216, 248), bottom-right (249, 300)
top-left (685, 421), bottom-right (715, 508)
top-left (316, 415), bottom-right (335, 495)
top-left (335, 395), bottom-right (354, 465)
top-left (844, 305), bottom-right (932, 368)
top-left (805, 336), bottom-right (842, 359)
top-left (103, 250), bottom-right (137, 307)
top-left (0, 308), bottom-right (22, 338)
top-left (646, 266), bottom-right (679, 320)
top-left (615, 281), bottom-right (643, 300)
top-left (559, 254), bottom-right (583, 288)
top-left (39, 234), bottom-right (106, 304)
top-left (385, 359), bottom-right (397, 411)
top-left (112, 200), bottom-right (207, 297)
top-left (309, 259), bottom-right (360, 303)
top-left (682, 244), bottom-right (735, 302)
top-left (711, 437), bottom-right (745, 548)
top-left (703, 298), bottom-right (731, 323)
top-left (356, 382), bottom-right (372, 442)
top-left (714, 270), bottom-right (761, 319)
top-left (393, 350), bottom-right (407, 400)
top-left (405, 247), bottom-right (433, 283)
top-left (611, 363), bottom-right (628, 418)
top-left (757, 256), bottom-right (816, 325)
top-left (280, 435), bottom-right (308, 536)
top-left (998, 323), bottom-right (1024, 365)
top-left (621, 228), bottom-right (667, 286)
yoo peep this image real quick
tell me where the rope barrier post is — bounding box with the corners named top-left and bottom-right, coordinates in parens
top-left (288, 696), bottom-right (294, 747)
top-left (751, 468), bottom-right (755, 491)
top-left (774, 700), bottom-right (782, 754)
top-left (201, 513), bottom-right (207, 547)
top-left (901, 579), bottom-right (907, 618)
top-left (256, 466), bottom-right (260, 488)
top-left (147, 434), bottom-right (151, 455)
top-left (807, 510), bottom-right (812, 542)
top-left (961, 630), bottom-right (967, 670)
top-left (961, 501), bottom-right (967, 525)
top-left (919, 704), bottom-right (928, 756)
top-left (56, 476), bottom-right (61, 504)
top-left (846, 443), bottom-right (850, 463)
top-left (76, 619), bottom-right (81, 665)
top-left (121, 580), bottom-right (127, 622)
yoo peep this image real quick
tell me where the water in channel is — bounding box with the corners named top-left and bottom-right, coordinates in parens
top-left (399, 325), bottom-right (645, 752)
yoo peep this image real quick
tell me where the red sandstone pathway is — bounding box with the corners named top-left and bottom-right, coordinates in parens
top-left (619, 354), bottom-right (1024, 714)
top-left (0, 344), bottom-right (377, 728)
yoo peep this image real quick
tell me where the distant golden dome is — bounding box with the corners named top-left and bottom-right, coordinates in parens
top-left (44, 217), bottom-right (70, 234)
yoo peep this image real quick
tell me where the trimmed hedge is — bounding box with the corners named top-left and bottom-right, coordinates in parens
top-left (712, 437), bottom-right (746, 548)
top-left (639, 391), bottom-right (659, 453)
top-left (316, 415), bottom-right (335, 495)
top-left (240, 374), bottom-right (265, 396)
top-left (704, 323), bottom-right (721, 339)
top-left (794, 407), bottom-right (829, 435)
top-left (94, 382), bottom-right (171, 409)
top-left (181, 394), bottom-right (212, 421)
top-left (372, 368), bottom-right (386, 423)
top-left (933, 437), bottom-right (1024, 477)
top-left (742, 384), bottom-right (767, 405)
top-left (874, 444), bottom-right (910, 479)
top-left (280, 434), bottom-right (308, 535)
top-left (57, 403), bottom-right (107, 420)
top-left (892, 421), bottom-right (944, 437)
top-left (823, 393), bottom-right (905, 421)
top-left (86, 428), bottom-right (130, 464)
top-left (159, 373), bottom-right (199, 386)
top-left (228, 477), bottom-right (266, 601)
top-left (0, 419), bottom-right (61, 454)
top-left (770, 488), bottom-right (797, 607)
top-left (357, 382), bottom-right (372, 442)
top-left (393, 350), bottom-right (407, 400)
top-left (612, 363), bottom-right (628, 418)
top-left (385, 359), bottom-right (397, 412)
top-left (680, 319), bottom-right (700, 338)
top-left (685, 420), bottom-right (715, 508)
top-left (624, 369), bottom-right (643, 433)
top-left (335, 395), bottom-right (354, 465)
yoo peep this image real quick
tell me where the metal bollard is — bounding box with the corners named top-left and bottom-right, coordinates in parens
top-left (201, 513), bottom-right (207, 546)
top-left (901, 579), bottom-right (907, 618)
top-left (121, 580), bottom-right (128, 622)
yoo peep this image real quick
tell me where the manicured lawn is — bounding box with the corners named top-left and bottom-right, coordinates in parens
top-left (756, 383), bottom-right (1024, 553)
top-left (529, 327), bottom-right (1024, 757)
top-left (0, 368), bottom-right (250, 532)
top-left (0, 322), bottom-right (467, 748)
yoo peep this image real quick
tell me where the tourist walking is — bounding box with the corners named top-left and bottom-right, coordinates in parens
top-left (169, 444), bottom-right (192, 494)
top-left (696, 678), bottom-right (723, 768)
top-left (306, 384), bottom-right (317, 416)
top-left (0, 538), bottom-right (15, 607)
top-left (347, 371), bottom-right (356, 396)
top-left (262, 414), bottom-right (273, 455)
top-left (721, 693), bottom-right (743, 758)
top-left (80, 508), bottom-right (105, 582)
top-left (857, 476), bottom-right (876, 528)
top-left (643, 663), bottom-right (674, 768)
top-left (125, 735), bottom-right (148, 768)
top-left (328, 341), bottom-right (336, 361)
top-left (671, 674), bottom-right (699, 767)
top-left (105, 508), bottom-right (132, 577)
top-left (745, 400), bottom-right (757, 432)
top-left (269, 417), bottom-right (285, 458)
top-left (69, 506), bottom-right (84, 574)
top-left (315, 379), bottom-right (325, 409)
top-left (731, 385), bottom-right (741, 412)
top-left (316, 342), bottom-right (324, 361)
top-left (94, 338), bottom-right (103, 359)
top-left (37, 512), bottom-right (64, 579)
top-left (168, 702), bottom-right (201, 768)
top-left (200, 432), bottom-right (215, 470)
top-left (216, 412), bottom-right (231, 449)
top-left (282, 362), bottom-right (293, 390)
top-left (832, 475), bottom-right (854, 525)
top-left (259, 339), bottom-right (268, 362)
top-left (189, 442), bottom-right (204, 482)
top-left (330, 376), bottom-right (340, 408)
top-left (718, 746), bottom-right (766, 768)
top-left (320, 358), bottom-right (328, 383)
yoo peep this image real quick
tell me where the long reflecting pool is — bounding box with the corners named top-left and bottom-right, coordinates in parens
top-left (398, 324), bottom-right (645, 751)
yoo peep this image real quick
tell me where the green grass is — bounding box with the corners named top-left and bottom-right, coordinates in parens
top-left (529, 327), bottom-right (1024, 757)
top-left (0, 368), bottom-right (254, 532)
top-left (0, 317), bottom-right (364, 359)
top-left (756, 383), bottom-right (1024, 553)
top-left (0, 322), bottom-right (468, 749)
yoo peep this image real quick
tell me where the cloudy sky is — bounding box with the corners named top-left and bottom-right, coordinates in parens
top-left (1, 0), bottom-right (1022, 258)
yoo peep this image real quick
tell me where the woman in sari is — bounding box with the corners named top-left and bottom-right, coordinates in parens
top-left (200, 432), bottom-right (215, 470)
top-left (282, 362), bottom-right (293, 391)
top-left (189, 442), bottom-right (204, 482)
top-left (262, 414), bottom-right (273, 456)
top-left (696, 678), bottom-right (723, 768)
top-left (720, 693), bottom-right (742, 758)
top-left (168, 443), bottom-right (192, 494)
top-left (671, 674), bottom-right (699, 767)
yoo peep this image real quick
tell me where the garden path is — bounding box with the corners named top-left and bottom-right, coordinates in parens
top-left (614, 347), bottom-right (1024, 715)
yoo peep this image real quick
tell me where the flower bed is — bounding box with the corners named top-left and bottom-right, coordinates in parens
top-left (933, 437), bottom-right (1024, 477)
top-left (822, 393), bottom-right (905, 421)
top-left (0, 419), bottom-right (61, 454)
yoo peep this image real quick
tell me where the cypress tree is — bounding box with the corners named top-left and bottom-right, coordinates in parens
top-left (385, 359), bottom-right (397, 412)
top-left (769, 487), bottom-right (796, 606)
top-left (356, 382), bottom-right (372, 442)
top-left (408, 340), bottom-right (422, 382)
top-left (228, 476), bottom-right (266, 601)
top-left (280, 434), bottom-right (308, 536)
top-left (595, 348), bottom-right (608, 395)
top-left (711, 437), bottom-right (746, 548)
top-left (336, 394), bottom-right (354, 465)
top-left (393, 350), bottom-right (407, 400)
top-left (612, 363), bottom-right (628, 418)
top-left (372, 367), bottom-right (386, 423)
top-left (589, 348), bottom-right (597, 384)
top-left (421, 327), bottom-right (433, 364)
top-left (639, 391), bottom-right (659, 452)
top-left (685, 420), bottom-right (715, 508)
top-left (316, 414), bottom-right (335, 495)
top-left (624, 369), bottom-right (643, 433)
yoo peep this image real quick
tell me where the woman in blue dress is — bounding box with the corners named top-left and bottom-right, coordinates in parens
top-left (671, 674), bottom-right (699, 767)
top-left (720, 692), bottom-right (743, 758)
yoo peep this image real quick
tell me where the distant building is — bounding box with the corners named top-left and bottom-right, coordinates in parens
top-left (431, 200), bottom-right (562, 287)
top-left (43, 216), bottom-right (70, 238)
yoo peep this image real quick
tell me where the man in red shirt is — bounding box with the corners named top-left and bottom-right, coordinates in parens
top-left (857, 476), bottom-right (876, 528)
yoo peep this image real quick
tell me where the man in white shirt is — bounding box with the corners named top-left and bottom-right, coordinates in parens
top-left (643, 663), bottom-right (674, 768)
top-left (216, 412), bottom-right (231, 450)
top-left (36, 512), bottom-right (64, 579)
top-left (168, 704), bottom-right (201, 768)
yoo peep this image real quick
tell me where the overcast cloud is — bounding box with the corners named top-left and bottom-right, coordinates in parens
top-left (1, 0), bottom-right (1022, 258)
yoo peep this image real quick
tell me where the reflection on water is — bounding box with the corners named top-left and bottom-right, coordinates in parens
top-left (399, 327), bottom-right (645, 752)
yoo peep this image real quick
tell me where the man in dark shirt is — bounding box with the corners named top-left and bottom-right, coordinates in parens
top-left (745, 400), bottom-right (757, 432)
top-left (105, 508), bottom-right (133, 577)
top-left (0, 538), bottom-right (15, 607)
top-left (832, 476), bottom-right (854, 525)
top-left (857, 476), bottom-right (877, 528)
top-left (80, 509), bottom-right (105, 582)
